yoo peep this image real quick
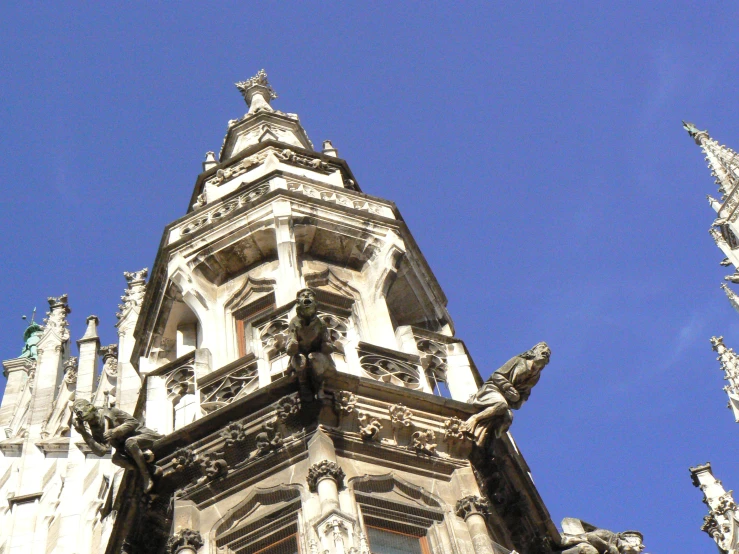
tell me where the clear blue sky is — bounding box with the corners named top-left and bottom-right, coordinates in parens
top-left (0, 3), bottom-right (736, 552)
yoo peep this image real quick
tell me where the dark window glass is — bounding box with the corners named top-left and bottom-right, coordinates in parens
top-left (366, 527), bottom-right (425, 554)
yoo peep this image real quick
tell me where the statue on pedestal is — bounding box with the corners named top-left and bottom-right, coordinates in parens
top-left (463, 342), bottom-right (551, 445)
top-left (72, 399), bottom-right (162, 492)
top-left (20, 322), bottom-right (43, 360)
top-left (286, 289), bottom-right (339, 401)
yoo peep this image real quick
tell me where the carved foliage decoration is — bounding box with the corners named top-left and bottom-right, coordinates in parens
top-left (221, 422), bottom-right (248, 448)
top-left (200, 360), bottom-right (259, 414)
top-left (286, 181), bottom-right (384, 215)
top-left (180, 182), bottom-right (271, 236)
top-left (206, 152), bottom-right (269, 187)
top-left (167, 529), bottom-right (204, 554)
top-left (455, 495), bottom-right (491, 520)
top-left (443, 416), bottom-right (467, 441)
top-left (63, 356), bottom-right (78, 384)
top-left (388, 404), bottom-right (413, 427)
top-left (410, 430), bottom-right (437, 456)
top-left (276, 395), bottom-right (300, 421)
top-left (333, 391), bottom-right (357, 415)
top-left (276, 148), bottom-right (333, 173)
top-left (358, 413), bottom-right (382, 441)
top-left (359, 353), bottom-right (422, 389)
top-left (171, 448), bottom-right (198, 473)
top-left (252, 421), bottom-right (283, 458)
top-left (307, 461), bottom-right (345, 493)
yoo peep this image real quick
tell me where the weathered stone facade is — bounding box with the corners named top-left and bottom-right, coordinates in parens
top-left (0, 72), bottom-right (643, 554)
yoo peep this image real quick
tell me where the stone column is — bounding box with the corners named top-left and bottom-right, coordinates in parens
top-left (166, 529), bottom-right (203, 554)
top-left (76, 315), bottom-right (100, 401)
top-left (308, 460), bottom-right (345, 516)
top-left (456, 495), bottom-right (495, 554)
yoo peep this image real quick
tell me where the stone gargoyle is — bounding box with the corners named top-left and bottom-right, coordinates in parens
top-left (286, 288), bottom-right (341, 401)
top-left (462, 341), bottom-right (551, 446)
top-left (557, 518), bottom-right (644, 554)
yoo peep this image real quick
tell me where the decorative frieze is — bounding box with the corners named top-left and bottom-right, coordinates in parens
top-left (178, 182), bottom-right (271, 237)
top-left (221, 422), bottom-right (248, 448)
top-left (206, 151), bottom-right (269, 187)
top-left (171, 448), bottom-right (198, 473)
top-left (443, 416), bottom-right (467, 441)
top-left (253, 420), bottom-right (283, 457)
top-left (286, 180), bottom-right (390, 217)
top-left (388, 403), bottom-right (413, 427)
top-left (276, 148), bottom-right (334, 173)
top-left (307, 460), bottom-right (345, 493)
top-left (167, 529), bottom-right (204, 554)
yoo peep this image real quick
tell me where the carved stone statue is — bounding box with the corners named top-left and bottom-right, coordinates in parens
top-left (559, 527), bottom-right (644, 554)
top-left (463, 342), bottom-right (551, 445)
top-left (286, 288), bottom-right (339, 401)
top-left (19, 322), bottom-right (43, 360)
top-left (72, 399), bottom-right (162, 492)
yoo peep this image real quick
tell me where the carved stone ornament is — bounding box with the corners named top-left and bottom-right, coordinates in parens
top-left (100, 344), bottom-right (119, 377)
top-left (307, 460), bottom-right (345, 493)
top-left (167, 529), bottom-right (204, 554)
top-left (180, 182), bottom-right (271, 236)
top-left (44, 294), bottom-right (71, 341)
top-left (197, 451), bottom-right (228, 479)
top-left (455, 495), bottom-right (491, 520)
top-left (333, 390), bottom-right (357, 414)
top-left (357, 413), bottom-right (382, 441)
top-left (410, 430), bottom-right (437, 456)
top-left (252, 421), bottom-right (283, 457)
top-left (388, 403), bottom-right (413, 427)
top-left (276, 394), bottom-right (300, 421)
top-left (443, 416), bottom-right (467, 441)
top-left (276, 148), bottom-right (333, 173)
top-left (221, 422), bottom-right (248, 448)
top-left (714, 492), bottom-right (738, 515)
top-left (63, 356), bottom-right (78, 384)
top-left (117, 268), bottom-right (148, 320)
top-left (207, 152), bottom-right (269, 186)
top-left (171, 448), bottom-right (198, 473)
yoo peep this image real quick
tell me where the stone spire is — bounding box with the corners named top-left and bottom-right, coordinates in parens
top-left (684, 121), bottom-right (739, 222)
top-left (117, 268), bottom-right (148, 321)
top-left (710, 336), bottom-right (739, 422)
top-left (690, 463), bottom-right (739, 553)
top-left (722, 284), bottom-right (739, 315)
top-left (236, 69), bottom-right (277, 114)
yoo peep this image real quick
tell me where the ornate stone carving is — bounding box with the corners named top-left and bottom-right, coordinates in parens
top-left (357, 413), bottom-right (382, 441)
top-left (276, 395), bottom-right (300, 421)
top-left (559, 523), bottom-right (644, 554)
top-left (410, 429), bottom-right (437, 455)
top-left (100, 344), bottom-right (118, 377)
top-left (455, 495), bottom-right (491, 520)
top-left (165, 365), bottom-right (195, 405)
top-left (197, 451), bottom-right (228, 479)
top-left (236, 69), bottom-right (277, 114)
top-left (259, 314), bottom-right (290, 359)
top-left (416, 337), bottom-right (448, 391)
top-left (63, 356), bottom-right (78, 384)
top-left (179, 182), bottom-right (271, 236)
top-left (359, 352), bottom-right (422, 389)
top-left (252, 421), bottom-right (283, 457)
top-left (463, 342), bottom-right (551, 446)
top-left (72, 399), bottom-right (162, 493)
top-left (221, 422), bottom-right (248, 448)
top-left (333, 390), bottom-right (357, 414)
top-left (307, 460), bottom-right (345, 493)
top-left (710, 336), bottom-right (739, 421)
top-left (167, 529), bottom-right (204, 554)
top-left (206, 151), bottom-right (269, 187)
top-left (200, 360), bottom-right (259, 414)
top-left (443, 416), bottom-right (467, 441)
top-left (388, 403), bottom-right (413, 427)
top-left (276, 148), bottom-right (333, 172)
top-left (171, 448), bottom-right (198, 472)
top-left (286, 181), bottom-right (385, 216)
top-left (286, 289), bottom-right (341, 401)
top-left (117, 269), bottom-right (147, 320)
top-left (45, 294), bottom-right (70, 341)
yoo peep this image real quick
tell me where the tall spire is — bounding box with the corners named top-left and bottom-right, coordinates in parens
top-left (684, 121), bottom-right (739, 222)
top-left (722, 284), bottom-right (739, 315)
top-left (711, 336), bottom-right (739, 422)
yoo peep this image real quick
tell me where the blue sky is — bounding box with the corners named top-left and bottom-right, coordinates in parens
top-left (1, 3), bottom-right (737, 551)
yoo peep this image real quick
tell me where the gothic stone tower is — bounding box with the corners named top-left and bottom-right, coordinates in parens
top-left (685, 122), bottom-right (739, 554)
top-left (0, 72), bottom-right (638, 554)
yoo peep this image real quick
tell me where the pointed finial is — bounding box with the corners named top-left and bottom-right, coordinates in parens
top-left (322, 140), bottom-right (338, 157)
top-left (236, 70), bottom-right (277, 114)
top-left (202, 151), bottom-right (218, 172)
top-left (683, 120), bottom-right (709, 145)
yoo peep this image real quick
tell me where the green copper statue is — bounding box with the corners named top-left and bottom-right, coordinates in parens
top-left (20, 322), bottom-right (43, 360)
